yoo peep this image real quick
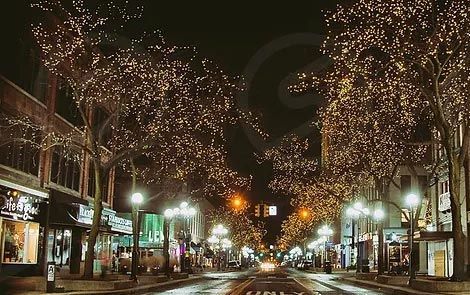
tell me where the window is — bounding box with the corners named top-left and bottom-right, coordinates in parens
top-left (56, 80), bottom-right (83, 126)
top-left (440, 181), bottom-right (449, 195)
top-left (1, 220), bottom-right (39, 264)
top-left (50, 149), bottom-right (81, 191)
top-left (0, 127), bottom-right (40, 176)
top-left (87, 161), bottom-right (109, 202)
top-left (400, 175), bottom-right (411, 198)
top-left (1, 37), bottom-right (48, 103)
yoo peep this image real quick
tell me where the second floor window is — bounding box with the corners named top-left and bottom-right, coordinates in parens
top-left (0, 128), bottom-right (40, 176)
top-left (88, 161), bottom-right (109, 203)
top-left (50, 149), bottom-right (80, 192)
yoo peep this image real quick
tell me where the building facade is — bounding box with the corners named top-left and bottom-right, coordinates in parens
top-left (0, 44), bottom-right (131, 276)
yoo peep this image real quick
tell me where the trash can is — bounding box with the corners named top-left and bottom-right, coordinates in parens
top-left (324, 261), bottom-right (332, 274)
top-left (361, 259), bottom-right (370, 273)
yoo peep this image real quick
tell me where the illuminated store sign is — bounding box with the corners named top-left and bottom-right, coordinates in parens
top-left (77, 204), bottom-right (132, 234)
top-left (0, 188), bottom-right (41, 221)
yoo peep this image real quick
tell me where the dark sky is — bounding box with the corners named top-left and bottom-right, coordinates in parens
top-left (140, 1), bottom-right (342, 243)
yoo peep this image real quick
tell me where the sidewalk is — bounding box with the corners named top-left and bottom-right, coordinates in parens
top-left (13, 275), bottom-right (204, 295)
top-left (342, 276), bottom-right (469, 295)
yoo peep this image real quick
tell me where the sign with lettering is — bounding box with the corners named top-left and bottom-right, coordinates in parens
top-left (438, 192), bottom-right (451, 212)
top-left (77, 205), bottom-right (132, 234)
top-left (47, 264), bottom-right (55, 281)
top-left (0, 187), bottom-right (42, 221)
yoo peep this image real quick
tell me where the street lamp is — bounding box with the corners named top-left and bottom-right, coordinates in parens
top-left (372, 208), bottom-right (385, 274)
top-left (405, 193), bottom-right (420, 282)
top-left (162, 201), bottom-right (196, 276)
top-left (317, 225), bottom-right (333, 266)
top-left (346, 201), bottom-right (369, 273)
top-left (130, 192), bottom-right (143, 281)
top-left (299, 208), bottom-right (310, 220)
top-left (307, 241), bottom-right (318, 266)
top-left (211, 224), bottom-right (228, 270)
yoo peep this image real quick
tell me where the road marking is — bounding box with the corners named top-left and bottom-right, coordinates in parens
top-left (245, 292), bottom-right (306, 295)
top-left (228, 278), bottom-right (255, 295)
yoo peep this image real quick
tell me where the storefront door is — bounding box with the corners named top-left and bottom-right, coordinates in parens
top-left (47, 229), bottom-right (72, 268)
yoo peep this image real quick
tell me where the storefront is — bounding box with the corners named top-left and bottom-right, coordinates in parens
top-left (48, 191), bottom-right (132, 275)
top-left (0, 181), bottom-right (48, 276)
top-left (414, 231), bottom-right (453, 277)
top-left (383, 228), bottom-right (408, 273)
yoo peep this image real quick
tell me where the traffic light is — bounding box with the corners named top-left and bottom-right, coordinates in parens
top-left (263, 204), bottom-right (270, 217)
top-left (254, 204), bottom-right (260, 217)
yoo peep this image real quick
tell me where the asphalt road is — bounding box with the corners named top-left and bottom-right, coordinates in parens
top-left (144, 268), bottom-right (390, 295)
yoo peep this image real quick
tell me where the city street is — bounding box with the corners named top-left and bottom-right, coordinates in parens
top-left (144, 268), bottom-right (390, 295)
top-left (2, 1), bottom-right (470, 294)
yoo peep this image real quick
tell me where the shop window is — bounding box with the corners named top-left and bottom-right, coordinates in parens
top-left (2, 220), bottom-right (39, 264)
top-left (50, 149), bottom-right (81, 191)
top-left (0, 127), bottom-right (40, 176)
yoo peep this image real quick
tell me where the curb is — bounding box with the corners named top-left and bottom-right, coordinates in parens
top-left (18, 276), bottom-right (205, 295)
top-left (342, 277), bottom-right (442, 295)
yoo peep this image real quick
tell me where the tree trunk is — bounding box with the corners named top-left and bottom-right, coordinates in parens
top-left (446, 147), bottom-right (466, 281)
top-left (83, 162), bottom-right (103, 278)
top-left (465, 149), bottom-right (470, 277)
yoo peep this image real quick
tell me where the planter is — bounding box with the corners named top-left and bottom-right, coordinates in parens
top-left (410, 278), bottom-right (470, 293)
top-left (376, 275), bottom-right (408, 286)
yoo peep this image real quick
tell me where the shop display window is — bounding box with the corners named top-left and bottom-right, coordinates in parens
top-left (2, 219), bottom-right (39, 264)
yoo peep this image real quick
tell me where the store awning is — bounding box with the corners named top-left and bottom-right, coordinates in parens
top-left (413, 231), bottom-right (453, 242)
top-left (49, 189), bottom-right (87, 227)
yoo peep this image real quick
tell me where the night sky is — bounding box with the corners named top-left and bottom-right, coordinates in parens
top-left (140, 1), bottom-right (342, 243)
top-left (1, 0), bottom-right (343, 244)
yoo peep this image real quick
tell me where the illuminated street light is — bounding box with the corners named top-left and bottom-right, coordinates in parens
top-left (163, 201), bottom-right (196, 274)
top-left (211, 224), bottom-right (228, 270)
top-left (131, 192), bottom-right (143, 205)
top-left (373, 208), bottom-right (385, 222)
top-left (299, 208), bottom-right (310, 220)
top-left (130, 192), bottom-right (143, 281)
top-left (405, 193), bottom-right (420, 281)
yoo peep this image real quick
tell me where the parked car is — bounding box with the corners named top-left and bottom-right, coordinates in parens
top-left (227, 260), bottom-right (241, 270)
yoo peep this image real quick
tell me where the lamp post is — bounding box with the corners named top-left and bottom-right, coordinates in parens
top-left (130, 192), bottom-right (143, 282)
top-left (163, 202), bottom-right (196, 275)
top-left (346, 202), bottom-right (369, 273)
top-left (405, 193), bottom-right (419, 282)
top-left (373, 208), bottom-right (385, 274)
top-left (307, 241), bottom-right (318, 266)
top-left (317, 225), bottom-right (333, 266)
top-left (211, 224), bottom-right (228, 271)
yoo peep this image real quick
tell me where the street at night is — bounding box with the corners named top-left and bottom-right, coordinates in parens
top-left (1, 0), bottom-right (470, 294)
top-left (141, 268), bottom-right (390, 295)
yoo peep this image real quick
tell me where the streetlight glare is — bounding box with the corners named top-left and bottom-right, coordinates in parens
top-left (405, 193), bottom-right (420, 208)
top-left (188, 207), bottom-right (196, 216)
top-left (373, 208), bottom-right (385, 221)
top-left (131, 192), bottom-right (143, 204)
top-left (180, 201), bottom-right (189, 209)
top-left (353, 202), bottom-right (363, 211)
top-left (299, 208), bottom-right (310, 220)
top-left (164, 209), bottom-right (174, 218)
